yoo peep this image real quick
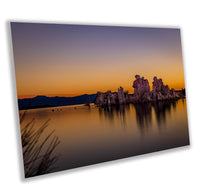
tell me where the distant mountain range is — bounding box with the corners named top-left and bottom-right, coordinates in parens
top-left (18, 94), bottom-right (97, 110)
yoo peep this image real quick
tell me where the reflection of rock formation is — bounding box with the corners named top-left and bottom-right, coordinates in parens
top-left (152, 100), bottom-right (177, 127)
top-left (133, 103), bottom-right (152, 132)
top-left (133, 100), bottom-right (177, 133)
top-left (97, 100), bottom-right (178, 134)
top-left (99, 104), bottom-right (128, 128)
top-left (95, 75), bottom-right (185, 107)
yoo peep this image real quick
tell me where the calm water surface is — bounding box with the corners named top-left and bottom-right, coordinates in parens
top-left (20, 99), bottom-right (189, 174)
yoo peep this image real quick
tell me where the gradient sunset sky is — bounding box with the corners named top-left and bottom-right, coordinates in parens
top-left (11, 22), bottom-right (185, 99)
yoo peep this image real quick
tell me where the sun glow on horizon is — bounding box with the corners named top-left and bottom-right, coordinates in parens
top-left (11, 23), bottom-right (185, 99)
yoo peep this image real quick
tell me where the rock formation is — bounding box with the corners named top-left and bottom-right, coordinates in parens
top-left (118, 87), bottom-right (126, 104)
top-left (95, 75), bottom-right (185, 107)
top-left (133, 75), bottom-right (150, 96)
top-left (95, 92), bottom-right (105, 107)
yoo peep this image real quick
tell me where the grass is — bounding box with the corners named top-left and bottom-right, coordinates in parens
top-left (20, 111), bottom-right (60, 178)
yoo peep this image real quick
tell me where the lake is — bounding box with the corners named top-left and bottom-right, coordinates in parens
top-left (20, 99), bottom-right (189, 176)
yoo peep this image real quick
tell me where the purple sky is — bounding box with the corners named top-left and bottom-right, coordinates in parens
top-left (11, 22), bottom-right (184, 98)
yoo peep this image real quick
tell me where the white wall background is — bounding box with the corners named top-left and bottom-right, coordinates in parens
top-left (0, 1), bottom-right (199, 193)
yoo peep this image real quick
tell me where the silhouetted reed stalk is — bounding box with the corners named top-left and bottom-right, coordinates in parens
top-left (20, 111), bottom-right (60, 178)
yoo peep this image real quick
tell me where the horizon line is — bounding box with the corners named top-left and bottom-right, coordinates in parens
top-left (18, 87), bottom-right (185, 100)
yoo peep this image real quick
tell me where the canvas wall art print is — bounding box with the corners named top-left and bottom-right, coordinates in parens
top-left (11, 22), bottom-right (190, 178)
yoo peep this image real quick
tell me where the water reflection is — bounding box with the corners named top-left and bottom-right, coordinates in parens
top-left (133, 103), bottom-right (152, 133)
top-left (100, 100), bottom-right (178, 133)
top-left (20, 99), bottom-right (189, 176)
top-left (99, 104), bottom-right (129, 128)
top-left (152, 101), bottom-right (177, 128)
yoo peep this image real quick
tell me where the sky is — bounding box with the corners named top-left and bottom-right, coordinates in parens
top-left (11, 22), bottom-right (185, 99)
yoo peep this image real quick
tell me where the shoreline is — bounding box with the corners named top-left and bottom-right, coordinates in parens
top-left (19, 103), bottom-right (95, 111)
top-left (19, 97), bottom-right (186, 112)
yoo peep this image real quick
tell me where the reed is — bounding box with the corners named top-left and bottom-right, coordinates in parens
top-left (20, 111), bottom-right (60, 178)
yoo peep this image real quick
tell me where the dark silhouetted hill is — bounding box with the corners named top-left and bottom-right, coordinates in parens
top-left (18, 94), bottom-right (97, 110)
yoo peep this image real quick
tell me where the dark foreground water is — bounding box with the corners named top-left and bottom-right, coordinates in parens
top-left (20, 99), bottom-right (189, 177)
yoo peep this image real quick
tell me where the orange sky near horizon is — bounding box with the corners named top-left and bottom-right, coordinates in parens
top-left (11, 23), bottom-right (185, 99)
top-left (16, 54), bottom-right (185, 99)
top-left (17, 61), bottom-right (185, 99)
